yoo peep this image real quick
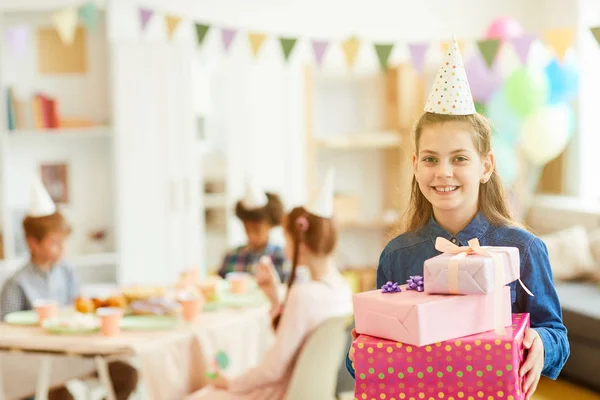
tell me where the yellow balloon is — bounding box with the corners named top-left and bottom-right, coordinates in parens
top-left (520, 104), bottom-right (573, 166)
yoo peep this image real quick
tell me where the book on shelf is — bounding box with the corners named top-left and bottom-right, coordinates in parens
top-left (5, 88), bottom-right (61, 131)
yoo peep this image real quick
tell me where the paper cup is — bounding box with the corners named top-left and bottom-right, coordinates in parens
top-left (177, 293), bottom-right (202, 322)
top-left (33, 299), bottom-right (58, 325)
top-left (226, 272), bottom-right (249, 294)
top-left (96, 307), bottom-right (123, 336)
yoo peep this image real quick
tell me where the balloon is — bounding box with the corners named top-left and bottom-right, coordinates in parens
top-left (486, 89), bottom-right (523, 145)
top-left (474, 101), bottom-right (486, 115)
top-left (485, 17), bottom-right (524, 41)
top-left (491, 134), bottom-right (519, 185)
top-left (520, 104), bottom-right (574, 166)
top-left (504, 67), bottom-right (548, 117)
top-left (545, 59), bottom-right (579, 104)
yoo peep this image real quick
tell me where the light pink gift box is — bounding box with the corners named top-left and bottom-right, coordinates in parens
top-left (423, 238), bottom-right (521, 294)
top-left (353, 286), bottom-right (511, 346)
top-left (424, 245), bottom-right (520, 295)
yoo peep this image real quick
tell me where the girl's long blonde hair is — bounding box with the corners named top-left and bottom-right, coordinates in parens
top-left (403, 112), bottom-right (520, 233)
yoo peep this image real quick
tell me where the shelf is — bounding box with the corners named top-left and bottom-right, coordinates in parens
top-left (3, 126), bottom-right (112, 139)
top-left (204, 193), bottom-right (227, 209)
top-left (314, 131), bottom-right (403, 149)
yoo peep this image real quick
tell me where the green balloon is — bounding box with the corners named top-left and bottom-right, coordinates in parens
top-left (474, 101), bottom-right (487, 116)
top-left (504, 67), bottom-right (548, 118)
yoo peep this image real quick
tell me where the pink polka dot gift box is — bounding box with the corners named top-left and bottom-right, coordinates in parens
top-left (352, 313), bottom-right (529, 400)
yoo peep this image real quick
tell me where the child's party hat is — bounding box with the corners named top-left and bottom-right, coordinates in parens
top-left (424, 36), bottom-right (475, 115)
top-left (306, 168), bottom-right (334, 219)
top-left (28, 176), bottom-right (56, 217)
top-left (241, 179), bottom-right (268, 209)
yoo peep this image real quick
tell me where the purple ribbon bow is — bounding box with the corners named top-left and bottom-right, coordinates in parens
top-left (381, 281), bottom-right (401, 293)
top-left (406, 275), bottom-right (424, 292)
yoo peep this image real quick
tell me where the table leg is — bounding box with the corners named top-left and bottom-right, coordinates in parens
top-left (94, 356), bottom-right (116, 400)
top-left (34, 356), bottom-right (52, 400)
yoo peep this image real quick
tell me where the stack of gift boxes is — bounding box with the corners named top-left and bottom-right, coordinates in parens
top-left (352, 237), bottom-right (532, 400)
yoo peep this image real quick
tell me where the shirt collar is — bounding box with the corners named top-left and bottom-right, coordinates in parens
top-left (426, 212), bottom-right (491, 245)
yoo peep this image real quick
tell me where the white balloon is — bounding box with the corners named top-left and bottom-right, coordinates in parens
top-left (520, 104), bottom-right (573, 166)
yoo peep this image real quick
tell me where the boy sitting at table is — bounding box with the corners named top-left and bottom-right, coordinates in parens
top-left (0, 178), bottom-right (138, 400)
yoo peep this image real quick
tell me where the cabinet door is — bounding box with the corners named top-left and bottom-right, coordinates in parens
top-left (112, 43), bottom-right (198, 285)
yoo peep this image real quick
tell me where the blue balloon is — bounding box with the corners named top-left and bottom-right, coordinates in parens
top-left (545, 59), bottom-right (579, 104)
top-left (486, 89), bottom-right (523, 145)
top-left (491, 134), bottom-right (518, 185)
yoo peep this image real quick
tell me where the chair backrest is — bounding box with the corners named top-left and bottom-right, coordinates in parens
top-left (284, 315), bottom-right (350, 400)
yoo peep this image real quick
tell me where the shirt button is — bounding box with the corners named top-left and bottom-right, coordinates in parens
top-left (451, 237), bottom-right (457, 244)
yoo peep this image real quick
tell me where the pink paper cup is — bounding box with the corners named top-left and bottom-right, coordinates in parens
top-left (226, 272), bottom-right (249, 294)
top-left (96, 307), bottom-right (123, 336)
top-left (178, 294), bottom-right (201, 322)
top-left (33, 300), bottom-right (58, 325)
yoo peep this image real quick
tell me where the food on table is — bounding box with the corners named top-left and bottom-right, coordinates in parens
top-left (43, 313), bottom-right (100, 332)
top-left (122, 286), bottom-right (167, 303)
top-left (129, 297), bottom-right (182, 316)
top-left (75, 297), bottom-right (96, 313)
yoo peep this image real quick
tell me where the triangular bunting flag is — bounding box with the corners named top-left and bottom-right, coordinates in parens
top-left (195, 23), bottom-right (210, 46)
top-left (279, 37), bottom-right (298, 62)
top-left (52, 7), bottom-right (78, 45)
top-left (5, 25), bottom-right (29, 56)
top-left (510, 34), bottom-right (536, 65)
top-left (590, 27), bottom-right (600, 46)
top-left (221, 28), bottom-right (237, 52)
top-left (248, 33), bottom-right (267, 57)
top-left (407, 42), bottom-right (429, 73)
top-left (342, 37), bottom-right (360, 69)
top-left (139, 8), bottom-right (153, 31)
top-left (312, 40), bottom-right (329, 66)
top-left (374, 43), bottom-right (394, 70)
top-left (165, 15), bottom-right (181, 40)
top-left (476, 39), bottom-right (501, 68)
top-left (543, 28), bottom-right (575, 62)
top-left (78, 2), bottom-right (98, 31)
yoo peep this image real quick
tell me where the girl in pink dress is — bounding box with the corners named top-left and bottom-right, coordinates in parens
top-left (187, 172), bottom-right (352, 400)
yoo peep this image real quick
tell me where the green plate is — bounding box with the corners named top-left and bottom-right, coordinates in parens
top-left (218, 288), bottom-right (269, 308)
top-left (4, 310), bottom-right (38, 325)
top-left (120, 315), bottom-right (180, 330)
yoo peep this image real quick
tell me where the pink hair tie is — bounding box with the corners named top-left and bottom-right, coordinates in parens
top-left (296, 216), bottom-right (309, 232)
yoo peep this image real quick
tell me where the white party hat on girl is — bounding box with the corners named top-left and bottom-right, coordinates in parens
top-left (29, 176), bottom-right (56, 217)
top-left (424, 36), bottom-right (476, 115)
top-left (306, 168), bottom-right (334, 219)
top-left (241, 179), bottom-right (268, 209)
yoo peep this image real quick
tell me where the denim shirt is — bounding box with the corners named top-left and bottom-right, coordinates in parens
top-left (346, 212), bottom-right (569, 380)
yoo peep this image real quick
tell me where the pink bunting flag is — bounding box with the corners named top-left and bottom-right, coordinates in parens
top-left (139, 8), bottom-right (153, 31)
top-left (5, 25), bottom-right (29, 56)
top-left (408, 42), bottom-right (429, 73)
top-left (312, 40), bottom-right (329, 66)
top-left (510, 34), bottom-right (536, 65)
top-left (221, 28), bottom-right (237, 52)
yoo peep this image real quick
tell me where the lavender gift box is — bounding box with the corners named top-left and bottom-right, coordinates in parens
top-left (424, 237), bottom-right (521, 295)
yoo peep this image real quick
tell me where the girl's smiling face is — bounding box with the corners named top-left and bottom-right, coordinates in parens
top-left (413, 121), bottom-right (494, 218)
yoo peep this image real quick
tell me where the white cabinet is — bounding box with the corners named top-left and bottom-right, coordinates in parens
top-left (0, 5), bottom-right (202, 285)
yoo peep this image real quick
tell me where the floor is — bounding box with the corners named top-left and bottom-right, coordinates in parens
top-left (339, 377), bottom-right (600, 400)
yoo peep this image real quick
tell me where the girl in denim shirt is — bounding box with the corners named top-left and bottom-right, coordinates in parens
top-left (347, 41), bottom-right (569, 400)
